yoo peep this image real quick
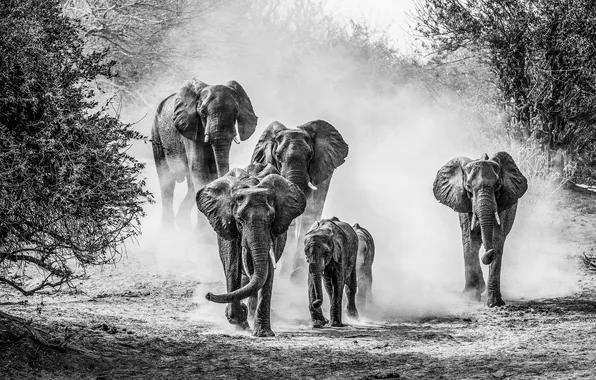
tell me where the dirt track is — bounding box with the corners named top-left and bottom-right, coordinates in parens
top-left (2, 189), bottom-right (596, 380)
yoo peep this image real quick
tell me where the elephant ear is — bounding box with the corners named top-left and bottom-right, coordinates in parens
top-left (173, 79), bottom-right (208, 140)
top-left (258, 174), bottom-right (306, 235)
top-left (226, 80), bottom-right (258, 141)
top-left (196, 176), bottom-right (238, 240)
top-left (491, 151), bottom-right (528, 211)
top-left (298, 120), bottom-right (349, 185)
top-left (251, 121), bottom-right (288, 166)
top-left (433, 157), bottom-right (473, 213)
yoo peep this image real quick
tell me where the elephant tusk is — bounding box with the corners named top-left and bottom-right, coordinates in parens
top-left (204, 134), bottom-right (210, 143)
top-left (495, 211), bottom-right (501, 225)
top-left (269, 245), bottom-right (277, 270)
top-left (308, 182), bottom-right (318, 191)
top-left (470, 213), bottom-right (477, 231)
top-left (233, 134), bottom-right (241, 144)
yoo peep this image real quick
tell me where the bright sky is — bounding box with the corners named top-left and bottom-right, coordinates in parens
top-left (322, 0), bottom-right (418, 52)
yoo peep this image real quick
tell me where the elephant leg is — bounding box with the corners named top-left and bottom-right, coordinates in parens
top-left (281, 220), bottom-right (298, 277)
top-left (240, 274), bottom-right (258, 319)
top-left (459, 213), bottom-right (485, 301)
top-left (293, 214), bottom-right (314, 270)
top-left (345, 268), bottom-right (358, 320)
top-left (156, 169), bottom-right (176, 228)
top-left (487, 219), bottom-right (507, 307)
top-left (291, 179), bottom-right (331, 281)
top-left (218, 238), bottom-right (249, 329)
top-left (187, 148), bottom-right (218, 231)
top-left (330, 271), bottom-right (345, 327)
top-left (253, 259), bottom-right (276, 337)
top-left (486, 249), bottom-right (505, 307)
top-left (175, 175), bottom-right (195, 228)
top-left (308, 272), bottom-right (328, 328)
top-left (290, 212), bottom-right (319, 285)
top-left (356, 268), bottom-right (373, 310)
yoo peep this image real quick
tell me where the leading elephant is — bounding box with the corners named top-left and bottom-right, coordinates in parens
top-left (433, 152), bottom-right (528, 307)
top-left (251, 120), bottom-right (349, 283)
top-left (152, 79), bottom-right (257, 227)
top-left (196, 164), bottom-right (306, 337)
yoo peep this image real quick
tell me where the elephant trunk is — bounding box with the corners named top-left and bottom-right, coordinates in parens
top-left (211, 140), bottom-right (232, 178)
top-left (284, 167), bottom-right (309, 194)
top-left (309, 262), bottom-right (324, 309)
top-left (206, 224), bottom-right (270, 303)
top-left (477, 193), bottom-right (497, 265)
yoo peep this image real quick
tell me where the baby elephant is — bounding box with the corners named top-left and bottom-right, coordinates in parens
top-left (304, 217), bottom-right (359, 328)
top-left (352, 223), bottom-right (375, 310)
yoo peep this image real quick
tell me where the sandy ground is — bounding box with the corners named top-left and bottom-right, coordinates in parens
top-left (2, 188), bottom-right (596, 380)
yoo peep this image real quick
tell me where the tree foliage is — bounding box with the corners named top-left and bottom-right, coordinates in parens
top-left (414, 0), bottom-right (596, 183)
top-left (61, 0), bottom-right (220, 102)
top-left (0, 0), bottom-right (152, 295)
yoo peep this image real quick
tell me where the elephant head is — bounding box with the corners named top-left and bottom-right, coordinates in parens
top-left (196, 166), bottom-right (306, 303)
top-left (304, 220), bottom-right (342, 309)
top-left (251, 120), bottom-right (348, 192)
top-left (433, 152), bottom-right (528, 264)
top-left (173, 79), bottom-right (258, 176)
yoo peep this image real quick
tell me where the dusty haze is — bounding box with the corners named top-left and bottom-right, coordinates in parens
top-left (122, 1), bottom-right (578, 332)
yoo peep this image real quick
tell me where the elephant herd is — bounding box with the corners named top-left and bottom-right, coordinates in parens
top-left (151, 79), bottom-right (529, 337)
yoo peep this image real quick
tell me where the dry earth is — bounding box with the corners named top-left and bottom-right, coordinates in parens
top-left (2, 188), bottom-right (596, 380)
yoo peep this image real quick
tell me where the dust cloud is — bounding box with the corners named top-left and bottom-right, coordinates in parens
top-left (122, 0), bottom-right (579, 331)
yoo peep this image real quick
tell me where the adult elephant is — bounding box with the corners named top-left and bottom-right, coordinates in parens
top-left (152, 79), bottom-right (257, 227)
top-left (433, 152), bottom-right (528, 307)
top-left (196, 164), bottom-right (306, 337)
top-left (251, 120), bottom-right (349, 283)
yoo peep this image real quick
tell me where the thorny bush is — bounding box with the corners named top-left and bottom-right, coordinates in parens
top-left (0, 0), bottom-right (152, 296)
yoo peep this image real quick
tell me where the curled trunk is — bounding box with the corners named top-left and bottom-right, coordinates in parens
top-left (477, 194), bottom-right (497, 265)
top-left (206, 228), bottom-right (270, 303)
top-left (310, 263), bottom-right (324, 308)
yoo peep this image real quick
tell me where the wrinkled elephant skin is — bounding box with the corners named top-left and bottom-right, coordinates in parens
top-left (152, 79), bottom-right (257, 228)
top-left (251, 120), bottom-right (348, 284)
top-left (196, 164), bottom-right (305, 337)
top-left (304, 217), bottom-right (359, 328)
top-left (433, 152), bottom-right (528, 307)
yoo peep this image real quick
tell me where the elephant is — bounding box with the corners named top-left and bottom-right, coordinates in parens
top-left (304, 217), bottom-right (359, 328)
top-left (152, 79), bottom-right (258, 227)
top-left (196, 163), bottom-right (306, 337)
top-left (433, 152), bottom-right (528, 307)
top-left (251, 120), bottom-right (349, 282)
top-left (352, 223), bottom-right (375, 310)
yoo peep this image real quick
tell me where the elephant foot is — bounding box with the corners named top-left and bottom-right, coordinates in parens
top-left (330, 321), bottom-right (345, 328)
top-left (311, 316), bottom-right (329, 329)
top-left (461, 287), bottom-right (482, 302)
top-left (486, 294), bottom-right (505, 308)
top-left (226, 303), bottom-right (249, 327)
top-left (234, 320), bottom-right (251, 330)
top-left (253, 324), bottom-right (275, 337)
top-left (346, 306), bottom-right (359, 320)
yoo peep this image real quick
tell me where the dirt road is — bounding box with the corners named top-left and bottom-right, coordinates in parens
top-left (2, 189), bottom-right (596, 380)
